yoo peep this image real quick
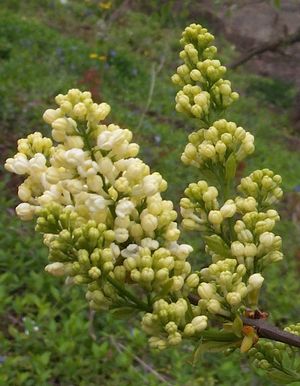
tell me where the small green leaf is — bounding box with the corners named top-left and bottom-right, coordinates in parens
top-left (232, 316), bottom-right (243, 337)
top-left (110, 307), bottom-right (136, 318)
top-left (193, 340), bottom-right (236, 365)
top-left (225, 153), bottom-right (237, 181)
top-left (203, 234), bottom-right (231, 257)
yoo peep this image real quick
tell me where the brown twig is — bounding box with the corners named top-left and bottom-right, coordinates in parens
top-left (188, 294), bottom-right (300, 348)
top-left (229, 26), bottom-right (300, 69)
top-left (242, 317), bottom-right (300, 348)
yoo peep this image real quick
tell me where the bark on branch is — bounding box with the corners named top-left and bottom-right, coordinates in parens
top-left (229, 26), bottom-right (300, 69)
top-left (242, 317), bottom-right (300, 348)
top-left (188, 294), bottom-right (300, 348)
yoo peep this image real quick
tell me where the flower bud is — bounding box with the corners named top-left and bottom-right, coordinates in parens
top-left (45, 262), bottom-right (66, 276)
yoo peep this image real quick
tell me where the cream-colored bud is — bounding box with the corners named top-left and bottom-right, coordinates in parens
top-left (207, 299), bottom-right (221, 314)
top-left (226, 292), bottom-right (241, 306)
top-left (18, 184), bottom-right (31, 201)
top-left (165, 228), bottom-right (180, 241)
top-left (191, 315), bottom-right (208, 332)
top-left (130, 223), bottom-right (144, 239)
top-left (165, 321), bottom-right (178, 335)
top-left (231, 241), bottom-right (245, 257)
top-left (64, 135), bottom-right (84, 149)
top-left (16, 203), bottom-right (35, 221)
top-left (73, 102), bottom-right (87, 119)
top-left (259, 232), bottom-right (275, 248)
top-left (114, 216), bottom-right (130, 229)
top-left (141, 268), bottom-right (155, 283)
top-left (186, 273), bottom-right (199, 288)
top-left (89, 267), bottom-right (101, 279)
top-left (45, 262), bottom-right (66, 276)
top-left (202, 186), bottom-right (218, 201)
top-left (208, 210), bottom-right (223, 225)
top-left (124, 257), bottom-right (137, 271)
top-left (244, 243), bottom-right (257, 258)
top-left (141, 214), bottom-right (158, 233)
top-left (220, 200), bottom-right (236, 218)
top-left (190, 69), bottom-right (202, 81)
top-left (167, 332), bottom-right (182, 346)
top-left (86, 175), bottom-right (103, 193)
top-left (215, 141), bottom-right (226, 156)
top-left (52, 117), bottom-right (72, 133)
top-left (175, 244), bottom-right (193, 259)
top-left (114, 228), bottom-right (129, 243)
top-left (248, 273), bottom-right (264, 290)
top-left (198, 282), bottom-right (215, 299)
top-left (172, 276), bottom-right (184, 291)
top-left (116, 199), bottom-right (135, 218)
top-left (156, 268), bottom-right (169, 282)
top-left (183, 323), bottom-right (196, 336)
top-left (43, 108), bottom-right (61, 124)
top-left (199, 144), bottom-right (216, 158)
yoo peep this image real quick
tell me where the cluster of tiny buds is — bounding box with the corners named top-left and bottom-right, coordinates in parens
top-left (197, 259), bottom-right (264, 313)
top-left (238, 169), bottom-right (283, 206)
top-left (142, 298), bottom-right (207, 349)
top-left (180, 181), bottom-right (236, 233)
top-left (181, 119), bottom-right (254, 169)
top-left (172, 24), bottom-right (239, 120)
top-left (231, 210), bottom-right (282, 271)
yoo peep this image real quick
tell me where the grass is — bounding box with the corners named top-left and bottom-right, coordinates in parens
top-left (0, 1), bottom-right (300, 385)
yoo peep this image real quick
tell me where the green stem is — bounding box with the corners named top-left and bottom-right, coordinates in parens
top-left (106, 275), bottom-right (151, 312)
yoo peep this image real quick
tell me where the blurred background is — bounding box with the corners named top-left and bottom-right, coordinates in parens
top-left (0, 0), bottom-right (300, 385)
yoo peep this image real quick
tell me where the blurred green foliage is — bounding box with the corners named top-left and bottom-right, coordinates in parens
top-left (1, 1), bottom-right (300, 385)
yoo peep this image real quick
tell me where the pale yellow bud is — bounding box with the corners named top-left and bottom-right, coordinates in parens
top-left (73, 102), bottom-right (87, 120)
top-left (259, 232), bottom-right (275, 248)
top-left (226, 292), bottom-right (241, 306)
top-left (191, 315), bottom-right (207, 332)
top-left (231, 241), bottom-right (245, 257)
top-left (220, 200), bottom-right (236, 218)
top-left (186, 273), bottom-right (199, 288)
top-left (89, 267), bottom-right (101, 279)
top-left (141, 267), bottom-right (155, 283)
top-left (207, 299), bottom-right (221, 314)
top-left (43, 108), bottom-right (61, 124)
top-left (198, 282), bottom-right (215, 299)
top-left (172, 276), bottom-right (184, 291)
top-left (248, 273), bottom-right (264, 290)
top-left (208, 210), bottom-right (223, 225)
top-left (114, 228), bottom-right (129, 243)
top-left (183, 323), bottom-right (196, 336)
top-left (18, 184), bottom-right (31, 201)
top-left (16, 203), bottom-right (35, 221)
top-left (45, 262), bottom-right (66, 276)
top-left (202, 186), bottom-right (218, 201)
top-left (141, 214), bottom-right (158, 233)
top-left (167, 332), bottom-right (182, 346)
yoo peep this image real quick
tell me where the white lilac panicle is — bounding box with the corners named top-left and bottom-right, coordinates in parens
top-left (5, 88), bottom-right (200, 348)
